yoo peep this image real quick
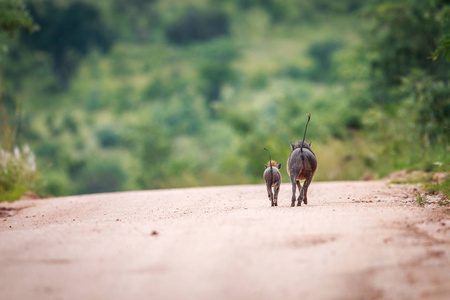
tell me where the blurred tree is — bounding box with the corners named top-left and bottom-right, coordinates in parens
top-left (312, 0), bottom-right (361, 13)
top-left (431, 3), bottom-right (450, 62)
top-left (234, 0), bottom-right (362, 23)
top-left (0, 0), bottom-right (36, 39)
top-left (136, 124), bottom-right (171, 189)
top-left (196, 42), bottom-right (239, 104)
top-left (96, 127), bottom-right (130, 149)
top-left (23, 1), bottom-right (115, 87)
top-left (165, 8), bottom-right (229, 45)
top-left (111, 0), bottom-right (158, 43)
top-left (239, 0), bottom-right (289, 23)
top-left (0, 0), bottom-right (37, 152)
top-left (76, 156), bottom-right (126, 194)
top-left (364, 0), bottom-right (449, 95)
top-left (363, 0), bottom-right (450, 147)
top-left (307, 39), bottom-right (343, 81)
top-left (401, 71), bottom-right (450, 145)
top-left (431, 35), bottom-right (450, 62)
top-left (200, 62), bottom-right (236, 103)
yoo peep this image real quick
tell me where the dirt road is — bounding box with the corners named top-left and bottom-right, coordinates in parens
top-left (1, 180), bottom-right (449, 300)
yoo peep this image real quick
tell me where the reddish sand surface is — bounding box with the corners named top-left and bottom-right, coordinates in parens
top-left (1, 180), bottom-right (449, 300)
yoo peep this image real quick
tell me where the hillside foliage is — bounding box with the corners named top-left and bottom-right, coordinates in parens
top-left (0, 0), bottom-right (448, 198)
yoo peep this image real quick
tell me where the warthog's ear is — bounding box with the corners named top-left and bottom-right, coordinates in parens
top-left (265, 164), bottom-right (268, 169)
top-left (309, 142), bottom-right (312, 147)
top-left (277, 163), bottom-right (281, 169)
top-left (291, 143), bottom-right (295, 150)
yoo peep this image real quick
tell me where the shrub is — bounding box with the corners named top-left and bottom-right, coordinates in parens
top-left (200, 62), bottom-right (236, 102)
top-left (0, 145), bottom-right (39, 201)
top-left (165, 8), bottom-right (229, 45)
top-left (96, 127), bottom-right (126, 148)
top-left (43, 171), bottom-right (71, 197)
top-left (76, 156), bottom-right (126, 194)
top-left (307, 39), bottom-right (343, 81)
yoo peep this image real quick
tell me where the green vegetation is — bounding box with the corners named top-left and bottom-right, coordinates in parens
top-left (0, 0), bottom-right (448, 200)
top-left (425, 174), bottom-right (450, 206)
top-left (389, 170), bottom-right (449, 206)
top-left (415, 191), bottom-right (428, 207)
top-left (0, 146), bottom-right (40, 201)
top-left (0, 0), bottom-right (37, 40)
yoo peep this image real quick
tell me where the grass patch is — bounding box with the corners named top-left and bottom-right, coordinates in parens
top-left (389, 170), bottom-right (449, 207)
top-left (387, 170), bottom-right (435, 185)
top-left (415, 191), bottom-right (428, 207)
top-left (0, 146), bottom-right (41, 202)
top-left (426, 175), bottom-right (450, 207)
top-left (0, 184), bottom-right (27, 202)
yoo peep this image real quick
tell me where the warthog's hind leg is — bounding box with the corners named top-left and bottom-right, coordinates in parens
top-left (301, 176), bottom-right (313, 205)
top-left (291, 177), bottom-right (299, 207)
top-left (273, 181), bottom-right (280, 206)
top-left (296, 180), bottom-right (303, 206)
top-left (266, 182), bottom-right (274, 206)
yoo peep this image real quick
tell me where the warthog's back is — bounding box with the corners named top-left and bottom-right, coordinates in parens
top-left (264, 167), bottom-right (281, 186)
top-left (287, 148), bottom-right (317, 180)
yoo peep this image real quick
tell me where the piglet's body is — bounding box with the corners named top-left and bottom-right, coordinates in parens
top-left (264, 160), bottom-right (281, 207)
